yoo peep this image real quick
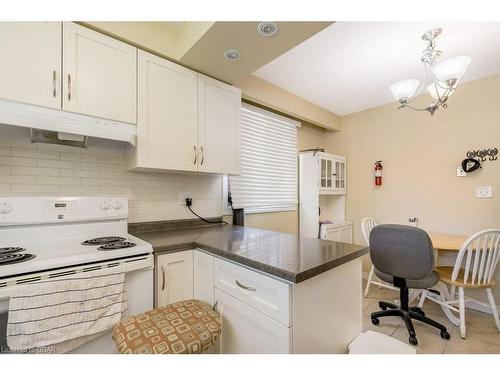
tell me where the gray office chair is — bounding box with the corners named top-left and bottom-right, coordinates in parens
top-left (369, 224), bottom-right (450, 346)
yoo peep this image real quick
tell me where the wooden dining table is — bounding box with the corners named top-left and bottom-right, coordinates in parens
top-left (428, 232), bottom-right (468, 252)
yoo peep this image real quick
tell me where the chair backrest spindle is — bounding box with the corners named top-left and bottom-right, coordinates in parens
top-left (361, 217), bottom-right (379, 246)
top-left (452, 229), bottom-right (500, 286)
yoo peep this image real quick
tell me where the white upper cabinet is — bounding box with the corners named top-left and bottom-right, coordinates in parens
top-left (128, 64), bottom-right (241, 175)
top-left (0, 22), bottom-right (62, 109)
top-left (133, 50), bottom-right (198, 171)
top-left (319, 153), bottom-right (346, 194)
top-left (62, 22), bottom-right (137, 124)
top-left (198, 74), bottom-right (241, 175)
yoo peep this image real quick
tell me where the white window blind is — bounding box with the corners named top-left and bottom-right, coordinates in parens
top-left (229, 103), bottom-right (300, 213)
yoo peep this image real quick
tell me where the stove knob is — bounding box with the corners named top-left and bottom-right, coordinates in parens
top-left (112, 201), bottom-right (123, 210)
top-left (101, 201), bottom-right (111, 211)
top-left (0, 202), bottom-right (12, 214)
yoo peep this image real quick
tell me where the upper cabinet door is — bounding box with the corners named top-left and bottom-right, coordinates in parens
top-left (319, 156), bottom-right (334, 191)
top-left (0, 22), bottom-right (62, 109)
top-left (333, 158), bottom-right (346, 192)
top-left (135, 51), bottom-right (198, 171)
top-left (62, 22), bottom-right (137, 124)
top-left (198, 74), bottom-right (241, 174)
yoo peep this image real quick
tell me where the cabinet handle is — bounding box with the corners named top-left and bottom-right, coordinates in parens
top-left (161, 266), bottom-right (166, 291)
top-left (52, 70), bottom-right (57, 98)
top-left (235, 280), bottom-right (256, 292)
top-left (67, 74), bottom-right (72, 101)
top-left (193, 145), bottom-right (197, 164)
top-left (200, 146), bottom-right (204, 165)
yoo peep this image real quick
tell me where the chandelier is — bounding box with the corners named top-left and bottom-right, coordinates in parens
top-left (389, 28), bottom-right (471, 115)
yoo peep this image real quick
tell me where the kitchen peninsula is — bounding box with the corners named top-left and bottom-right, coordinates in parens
top-left (131, 220), bottom-right (368, 354)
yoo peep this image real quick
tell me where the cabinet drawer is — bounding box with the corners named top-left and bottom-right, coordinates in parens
top-left (214, 258), bottom-right (291, 326)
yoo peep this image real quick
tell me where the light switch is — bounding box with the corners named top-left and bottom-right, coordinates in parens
top-left (476, 186), bottom-right (492, 198)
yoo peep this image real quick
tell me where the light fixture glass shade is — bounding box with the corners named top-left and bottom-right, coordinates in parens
top-left (390, 79), bottom-right (419, 101)
top-left (432, 56), bottom-right (471, 84)
top-left (426, 81), bottom-right (456, 100)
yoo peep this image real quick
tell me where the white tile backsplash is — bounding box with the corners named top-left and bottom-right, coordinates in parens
top-left (0, 129), bottom-right (223, 223)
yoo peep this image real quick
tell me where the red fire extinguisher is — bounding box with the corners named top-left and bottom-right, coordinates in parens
top-left (374, 161), bottom-right (383, 186)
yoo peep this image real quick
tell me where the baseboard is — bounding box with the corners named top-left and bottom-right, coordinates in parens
top-left (361, 272), bottom-right (499, 315)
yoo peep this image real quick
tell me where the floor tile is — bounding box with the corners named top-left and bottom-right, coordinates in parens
top-left (361, 279), bottom-right (500, 354)
top-left (443, 333), bottom-right (500, 354)
top-left (362, 300), bottom-right (403, 337)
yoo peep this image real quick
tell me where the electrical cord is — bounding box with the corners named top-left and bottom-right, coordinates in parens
top-left (188, 205), bottom-right (228, 225)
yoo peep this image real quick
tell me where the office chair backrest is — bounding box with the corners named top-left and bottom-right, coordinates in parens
top-left (361, 217), bottom-right (379, 246)
top-left (452, 229), bottom-right (500, 286)
top-left (370, 224), bottom-right (434, 280)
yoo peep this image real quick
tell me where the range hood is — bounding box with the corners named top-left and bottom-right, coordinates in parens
top-left (0, 99), bottom-right (136, 146)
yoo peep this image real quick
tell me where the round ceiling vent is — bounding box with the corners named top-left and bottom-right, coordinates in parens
top-left (223, 49), bottom-right (242, 62)
top-left (257, 22), bottom-right (279, 37)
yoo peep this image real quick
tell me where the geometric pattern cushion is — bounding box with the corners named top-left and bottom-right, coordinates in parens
top-left (112, 299), bottom-right (221, 354)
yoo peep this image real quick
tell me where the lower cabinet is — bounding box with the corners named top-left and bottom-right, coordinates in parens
top-left (155, 251), bottom-right (193, 308)
top-left (193, 250), bottom-right (214, 306)
top-left (214, 288), bottom-right (291, 354)
top-left (321, 223), bottom-right (353, 244)
top-left (154, 249), bottom-right (362, 353)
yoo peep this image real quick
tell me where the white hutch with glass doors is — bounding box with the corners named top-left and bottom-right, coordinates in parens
top-left (299, 150), bottom-right (352, 243)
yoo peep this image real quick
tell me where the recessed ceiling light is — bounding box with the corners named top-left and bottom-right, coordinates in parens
top-left (257, 22), bottom-right (279, 37)
top-left (224, 49), bottom-right (242, 62)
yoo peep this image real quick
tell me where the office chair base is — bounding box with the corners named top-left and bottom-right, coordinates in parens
top-left (371, 305), bottom-right (450, 346)
top-left (378, 301), bottom-right (426, 316)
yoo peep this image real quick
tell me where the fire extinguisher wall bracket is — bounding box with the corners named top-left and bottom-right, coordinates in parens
top-left (374, 161), bottom-right (383, 186)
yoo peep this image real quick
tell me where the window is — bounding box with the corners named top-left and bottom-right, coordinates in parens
top-left (228, 103), bottom-right (300, 214)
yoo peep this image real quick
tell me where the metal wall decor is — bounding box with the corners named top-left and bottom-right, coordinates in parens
top-left (466, 148), bottom-right (498, 162)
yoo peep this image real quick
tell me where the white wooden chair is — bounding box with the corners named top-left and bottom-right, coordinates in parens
top-left (419, 229), bottom-right (500, 338)
top-left (362, 217), bottom-right (398, 297)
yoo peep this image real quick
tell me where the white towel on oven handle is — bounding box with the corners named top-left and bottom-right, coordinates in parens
top-left (6, 267), bottom-right (127, 352)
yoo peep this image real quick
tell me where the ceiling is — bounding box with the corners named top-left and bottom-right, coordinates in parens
top-left (253, 22), bottom-right (500, 116)
top-left (179, 22), bottom-right (332, 84)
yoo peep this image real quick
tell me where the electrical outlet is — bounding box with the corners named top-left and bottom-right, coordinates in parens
top-left (456, 166), bottom-right (466, 177)
top-left (178, 192), bottom-right (192, 205)
top-left (476, 186), bottom-right (492, 198)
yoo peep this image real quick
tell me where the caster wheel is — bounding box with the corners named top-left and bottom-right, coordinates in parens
top-left (440, 331), bottom-right (450, 340)
top-left (371, 317), bottom-right (380, 325)
top-left (409, 336), bottom-right (418, 346)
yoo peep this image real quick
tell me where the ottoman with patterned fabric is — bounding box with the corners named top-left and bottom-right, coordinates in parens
top-left (112, 299), bottom-right (221, 354)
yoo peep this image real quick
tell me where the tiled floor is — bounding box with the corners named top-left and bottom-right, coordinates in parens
top-left (362, 281), bottom-right (500, 354)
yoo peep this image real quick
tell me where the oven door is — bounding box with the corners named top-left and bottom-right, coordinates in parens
top-left (0, 255), bottom-right (153, 354)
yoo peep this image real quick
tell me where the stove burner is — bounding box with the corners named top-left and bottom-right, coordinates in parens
top-left (82, 236), bottom-right (126, 246)
top-left (0, 247), bottom-right (26, 254)
top-left (0, 253), bottom-right (36, 265)
top-left (98, 241), bottom-right (137, 251)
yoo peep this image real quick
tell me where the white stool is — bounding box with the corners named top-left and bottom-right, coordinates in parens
top-left (348, 331), bottom-right (416, 354)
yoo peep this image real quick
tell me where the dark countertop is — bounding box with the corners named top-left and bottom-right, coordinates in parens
top-left (131, 221), bottom-right (368, 283)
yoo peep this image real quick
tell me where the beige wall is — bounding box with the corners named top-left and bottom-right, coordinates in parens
top-left (325, 74), bottom-right (500, 304)
top-left (326, 74), bottom-right (500, 245)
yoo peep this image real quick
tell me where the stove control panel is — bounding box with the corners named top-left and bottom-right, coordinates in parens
top-left (0, 197), bottom-right (129, 226)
